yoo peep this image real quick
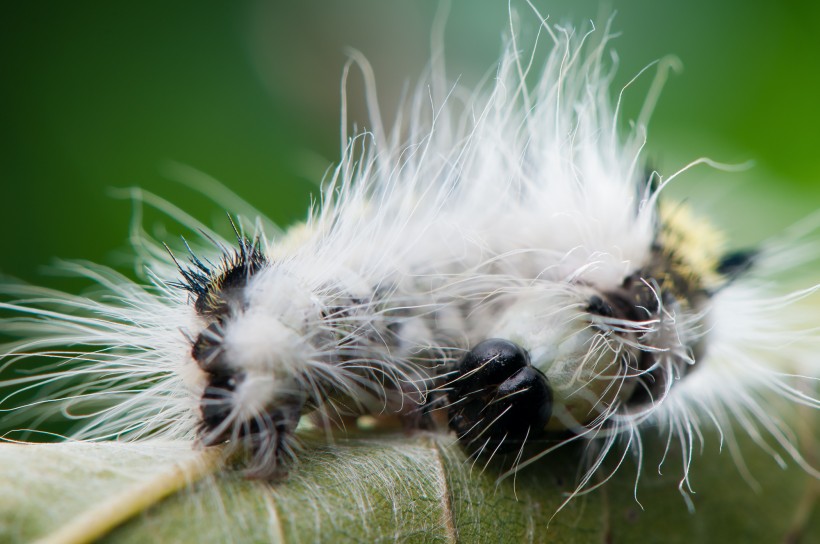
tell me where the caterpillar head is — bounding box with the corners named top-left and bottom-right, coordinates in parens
top-left (447, 284), bottom-right (647, 455)
top-left (173, 233), bottom-right (437, 477)
top-left (445, 202), bottom-right (747, 459)
top-left (172, 237), bottom-right (302, 476)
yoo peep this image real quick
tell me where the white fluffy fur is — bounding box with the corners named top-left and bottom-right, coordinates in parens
top-left (1, 13), bottom-right (818, 508)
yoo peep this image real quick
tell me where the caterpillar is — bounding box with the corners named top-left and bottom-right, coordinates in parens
top-left (1, 9), bottom-right (818, 524)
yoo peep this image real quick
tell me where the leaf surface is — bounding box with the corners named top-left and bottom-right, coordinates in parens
top-left (1, 425), bottom-right (816, 543)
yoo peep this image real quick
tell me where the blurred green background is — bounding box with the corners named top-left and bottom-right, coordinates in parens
top-left (1, 0), bottom-right (819, 288)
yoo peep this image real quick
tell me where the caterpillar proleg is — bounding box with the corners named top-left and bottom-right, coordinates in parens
top-left (2, 7), bottom-right (819, 530)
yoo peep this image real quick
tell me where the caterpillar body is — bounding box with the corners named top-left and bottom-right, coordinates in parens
top-left (1, 16), bottom-right (818, 512)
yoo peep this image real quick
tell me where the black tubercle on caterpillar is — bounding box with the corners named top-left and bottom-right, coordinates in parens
top-left (199, 370), bottom-right (241, 436)
top-left (717, 249), bottom-right (757, 280)
top-left (587, 271), bottom-right (692, 409)
top-left (168, 228), bottom-right (268, 316)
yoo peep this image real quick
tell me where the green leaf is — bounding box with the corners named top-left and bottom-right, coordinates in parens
top-left (1, 424), bottom-right (816, 543)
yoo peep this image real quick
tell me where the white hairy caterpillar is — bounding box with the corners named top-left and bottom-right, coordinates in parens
top-left (1, 6), bottom-right (819, 539)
